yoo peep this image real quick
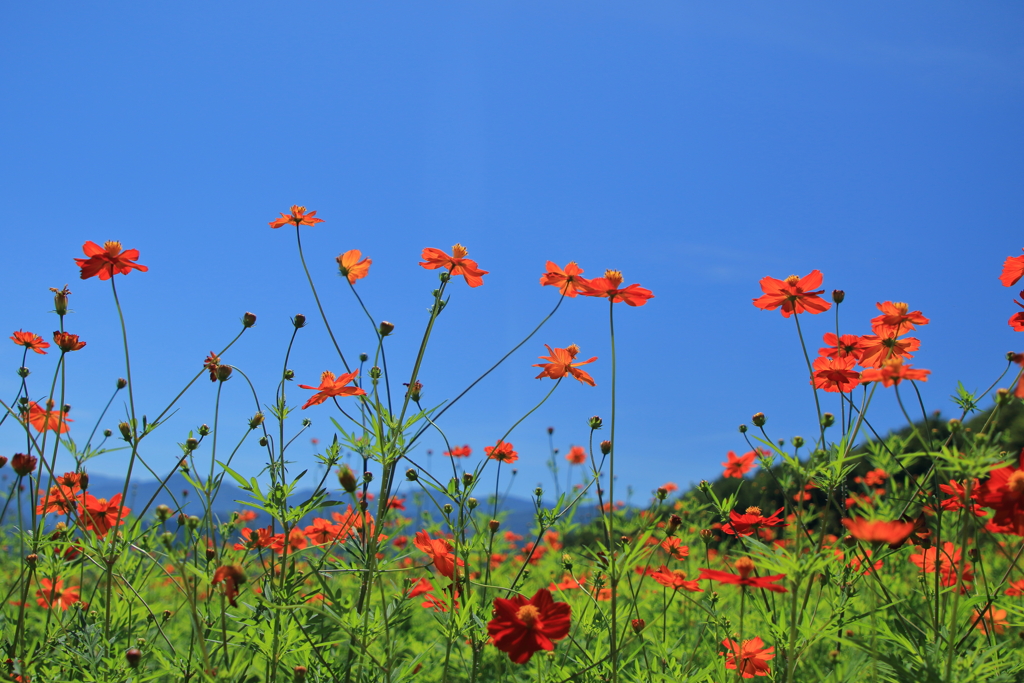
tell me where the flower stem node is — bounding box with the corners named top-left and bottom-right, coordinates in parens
top-left (752, 412), bottom-right (767, 427)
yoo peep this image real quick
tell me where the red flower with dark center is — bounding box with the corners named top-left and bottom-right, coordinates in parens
top-left (565, 445), bottom-right (587, 465)
top-left (722, 450), bottom-right (758, 479)
top-left (909, 542), bottom-right (974, 589)
top-left (818, 333), bottom-right (864, 360)
top-left (857, 333), bottom-right (920, 369)
top-left (721, 636), bottom-right (775, 678)
top-left (660, 537), bottom-right (689, 561)
top-left (721, 506), bottom-right (786, 537)
top-left (648, 565), bottom-right (703, 592)
top-left (859, 358), bottom-right (930, 387)
top-left (811, 356), bottom-right (861, 393)
top-left (336, 249), bottom-right (371, 284)
top-left (35, 577), bottom-right (80, 610)
top-left (53, 331), bottom-right (86, 353)
top-left (484, 441), bottom-right (518, 464)
top-left (298, 370), bottom-right (366, 409)
top-left (487, 589), bottom-right (571, 663)
top-left (419, 244), bottom-right (489, 287)
top-left (870, 301), bottom-right (929, 337)
top-left (1010, 293), bottom-right (1024, 332)
top-left (75, 241), bottom-right (148, 280)
top-left (79, 493), bottom-right (129, 538)
top-left (539, 261), bottom-right (587, 297)
top-left (10, 331), bottom-right (49, 355)
top-left (977, 450), bottom-right (1024, 534)
top-left (269, 205), bottom-right (324, 229)
top-left (533, 344), bottom-right (598, 386)
top-left (700, 557), bottom-right (788, 593)
top-left (1001, 249), bottom-right (1024, 287)
top-left (212, 565), bottom-right (246, 607)
top-left (10, 453), bottom-right (37, 476)
top-left (936, 479), bottom-right (985, 517)
top-left (21, 402), bottom-right (72, 433)
top-left (842, 518), bottom-right (914, 546)
top-left (443, 445), bottom-right (472, 458)
top-left (414, 531), bottom-right (463, 579)
top-left (752, 271), bottom-right (830, 318)
top-left (578, 269), bottom-right (654, 306)
top-left (203, 352), bottom-right (221, 382)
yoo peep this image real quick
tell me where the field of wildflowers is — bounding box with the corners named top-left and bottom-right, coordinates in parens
top-left (3, 208), bottom-right (1024, 682)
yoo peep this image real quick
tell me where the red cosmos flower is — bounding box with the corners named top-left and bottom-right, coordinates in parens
top-left (870, 301), bottom-right (929, 337)
top-left (203, 352), bottom-right (221, 382)
top-left (721, 506), bottom-right (786, 537)
top-left (721, 636), bottom-right (775, 678)
top-left (1012, 354), bottom-right (1024, 398)
top-left (1005, 579), bottom-right (1024, 597)
top-left (752, 271), bottom-right (831, 318)
top-left (834, 548), bottom-right (882, 576)
top-left (36, 485), bottom-right (78, 516)
top-left (336, 249), bottom-right (371, 284)
top-left (863, 468), bottom-right (888, 487)
top-left (269, 205), bottom-right (324, 229)
top-left (699, 557), bottom-right (788, 593)
top-left (444, 445), bottom-right (472, 458)
top-left (387, 496), bottom-right (406, 511)
top-left (35, 577), bottom-right (80, 610)
top-left (722, 450), bottom-right (758, 479)
top-left (53, 331), bottom-right (86, 353)
top-left (548, 573), bottom-right (586, 591)
top-left (660, 537), bottom-right (689, 561)
top-left (977, 450), bottom-right (1024, 533)
top-left (487, 589), bottom-right (571, 664)
top-left (812, 356), bottom-right (861, 393)
top-left (1010, 293), bottom-right (1024, 332)
top-left (10, 331), bottom-right (49, 355)
top-left (859, 358), bottom-right (930, 387)
top-left (298, 370), bottom-right (366, 409)
top-left (485, 441), bottom-right (518, 464)
top-left (21, 402), bottom-right (71, 433)
top-left (818, 333), bottom-right (864, 360)
top-left (974, 607), bottom-right (1009, 635)
top-left (533, 344), bottom-right (598, 386)
top-left (10, 453), bottom-right (37, 476)
top-left (75, 241), bottom-right (149, 280)
top-left (1003, 249), bottom-right (1024, 287)
top-left (304, 518), bottom-right (341, 545)
top-left (578, 270), bottom-right (654, 306)
top-left (857, 333), bottom-right (920, 369)
top-left (842, 518), bottom-right (914, 546)
top-left (565, 445), bottom-right (587, 465)
top-left (539, 261), bottom-right (587, 297)
top-left (212, 565), bottom-right (246, 607)
top-left (78, 493), bottom-right (129, 538)
top-left (419, 244), bottom-right (489, 287)
top-left (649, 565), bottom-right (703, 592)
top-left (407, 577), bottom-right (433, 598)
top-left (909, 542), bottom-right (974, 588)
top-left (414, 531), bottom-right (463, 579)
top-left (937, 479), bottom-right (985, 516)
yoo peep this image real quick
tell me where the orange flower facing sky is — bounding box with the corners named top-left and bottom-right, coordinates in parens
top-left (419, 244), bottom-right (488, 287)
top-left (859, 358), bottom-right (930, 387)
top-left (1001, 249), bottom-right (1024, 287)
top-left (298, 370), bottom-right (366, 409)
top-left (79, 493), bottom-right (129, 538)
top-left (818, 333), bottom-right (864, 360)
top-left (565, 445), bottom-right (587, 465)
top-left (10, 330), bottom-right (49, 354)
top-left (443, 445), bottom-right (472, 458)
top-left (268, 205), bottom-right (324, 229)
top-left (752, 271), bottom-right (830, 318)
top-left (722, 450), bottom-right (757, 478)
top-left (857, 332), bottom-right (920, 369)
top-left (35, 577), bottom-right (80, 610)
top-left (722, 637), bottom-right (775, 678)
top-left (22, 401), bottom-right (71, 433)
top-left (870, 301), bottom-right (929, 337)
top-left (539, 261), bottom-right (586, 297)
top-left (75, 241), bottom-right (148, 280)
top-left (533, 344), bottom-right (597, 386)
top-left (578, 269), bottom-right (654, 306)
top-left (53, 331), bottom-right (86, 353)
top-left (484, 441), bottom-right (518, 464)
top-left (336, 249), bottom-right (371, 284)
top-left (811, 356), bottom-right (861, 393)
top-left (842, 517), bottom-right (914, 546)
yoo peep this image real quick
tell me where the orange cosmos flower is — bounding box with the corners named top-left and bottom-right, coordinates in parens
top-left (699, 557), bottom-right (788, 593)
top-left (268, 205), bottom-right (324, 229)
top-left (298, 370), bottom-right (366, 409)
top-left (721, 506), bottom-right (786, 537)
top-left (1004, 579), bottom-right (1024, 597)
top-left (842, 518), bottom-right (914, 545)
top-left (487, 589), bottom-right (571, 664)
top-left (10, 453), bottom-right (37, 476)
top-left (419, 244), bottom-right (488, 287)
top-left (859, 358), bottom-right (930, 387)
top-left (870, 301), bottom-right (929, 337)
top-left (565, 445), bottom-right (587, 465)
top-left (909, 542), bottom-right (974, 588)
top-left (649, 565), bottom-right (703, 592)
top-left (336, 249), bottom-right (371, 284)
top-left (818, 333), bottom-right (864, 360)
top-left (35, 577), bottom-right (80, 610)
top-left (52, 331), bottom-right (86, 353)
top-left (811, 356), bottom-right (861, 393)
top-left (722, 450), bottom-right (758, 478)
top-left (974, 607), bottom-right (1009, 635)
top-left (203, 352), bottom-right (221, 381)
top-left (752, 271), bottom-right (830, 317)
top-left (659, 537), bottom-right (689, 561)
top-left (539, 261), bottom-right (587, 297)
top-left (857, 333), bottom-right (920, 369)
top-left (443, 445), bottom-right (472, 458)
top-left (21, 401), bottom-right (71, 433)
top-left (484, 441), bottom-right (518, 464)
top-left (1010, 292), bottom-right (1024, 332)
top-left (75, 241), bottom-right (148, 280)
top-left (414, 531), bottom-right (462, 579)
top-left (721, 636), bottom-right (775, 678)
top-left (10, 331), bottom-right (49, 355)
top-left (533, 344), bottom-right (597, 386)
top-left (1001, 249), bottom-right (1024, 287)
top-left (79, 493), bottom-right (129, 538)
top-left (579, 270), bottom-right (654, 306)
top-left (212, 564), bottom-right (247, 607)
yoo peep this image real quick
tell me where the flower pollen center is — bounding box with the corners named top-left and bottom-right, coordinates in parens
top-left (566, 344), bottom-right (580, 358)
top-left (103, 241), bottom-right (122, 255)
top-left (893, 302), bottom-right (909, 314)
top-left (734, 556), bottom-right (755, 580)
top-left (1008, 470), bottom-right (1024, 495)
top-left (784, 275), bottom-right (800, 286)
top-left (516, 604), bottom-right (541, 626)
top-left (604, 270), bottom-right (624, 287)
top-left (451, 243), bottom-right (468, 258)
top-left (320, 370), bottom-right (336, 383)
top-left (745, 506), bottom-right (762, 516)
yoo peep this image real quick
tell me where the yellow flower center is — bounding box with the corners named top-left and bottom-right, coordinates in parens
top-left (734, 556), bottom-right (755, 579)
top-left (1008, 470), bottom-right (1024, 494)
top-left (745, 506), bottom-right (762, 516)
top-left (785, 275), bottom-right (800, 286)
top-left (604, 270), bottom-right (624, 287)
top-left (451, 244), bottom-right (468, 258)
top-left (516, 604), bottom-right (541, 626)
top-left (103, 241), bottom-right (122, 256)
top-left (320, 370), bottom-right (337, 382)
top-left (566, 344), bottom-right (580, 358)
top-left (892, 302), bottom-right (909, 315)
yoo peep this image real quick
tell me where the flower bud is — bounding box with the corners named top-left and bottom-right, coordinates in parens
top-left (216, 365), bottom-right (233, 382)
top-left (363, 471), bottom-right (374, 484)
top-left (700, 528), bottom-right (714, 544)
top-left (242, 312), bottom-right (257, 328)
top-left (752, 412), bottom-right (766, 427)
top-left (489, 519), bottom-right (500, 533)
top-left (561, 553), bottom-right (573, 570)
top-left (369, 366), bottom-right (382, 379)
top-left (25, 553), bottom-right (37, 567)
top-left (177, 513), bottom-right (187, 527)
top-left (126, 648), bottom-right (142, 668)
top-left (206, 546), bottom-right (216, 561)
top-left (162, 610), bottom-right (172, 622)
top-left (259, 436), bottom-right (268, 447)
top-left (293, 666), bottom-right (307, 682)
top-left (832, 290), bottom-right (845, 304)
top-left (379, 321), bottom-right (395, 337)
top-left (119, 422), bottom-right (133, 440)
top-left (462, 472), bottom-right (474, 487)
top-left (248, 413), bottom-right (264, 430)
top-left (600, 440), bottom-right (611, 455)
top-left (588, 416), bottom-right (603, 430)
top-left (698, 480), bottom-right (711, 494)
top-left (104, 429), bottom-right (112, 437)
top-left (185, 437), bottom-right (199, 452)
top-left (534, 487), bottom-right (543, 498)
top-left (406, 468), bottom-right (418, 481)
top-left (359, 353), bottom-right (369, 362)
top-left (656, 487), bottom-right (667, 500)
top-left (51, 285), bottom-right (70, 316)
top-left (996, 388), bottom-right (1011, 405)
top-left (283, 369), bottom-right (294, 380)
top-left (791, 436), bottom-right (805, 448)
top-left (467, 497), bottom-right (478, 509)
top-left (337, 466), bottom-right (358, 493)
top-left (187, 515), bottom-right (201, 530)
top-left (155, 504), bottom-right (171, 521)
top-left (292, 314), bottom-right (307, 329)
top-left (11, 453), bottom-right (36, 476)
top-left (199, 424), bottom-right (211, 436)
top-left (0, 456), bottom-right (7, 469)
top-left (821, 413), bottom-right (835, 428)
top-left (631, 618), bottom-right (645, 634)
top-left (667, 514), bottom-right (682, 535)
top-left (116, 378), bottom-right (128, 390)
top-left (948, 418), bottom-right (961, 432)
top-left (17, 367), bottom-right (29, 378)
top-left (79, 471), bottom-right (89, 490)
top-left (738, 424), bottom-right (748, 433)
top-left (404, 381), bottom-right (422, 401)
top-left (443, 504), bottom-right (453, 515)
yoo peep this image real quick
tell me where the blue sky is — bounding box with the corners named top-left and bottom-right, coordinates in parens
top-left (1, 3), bottom-right (1022, 504)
